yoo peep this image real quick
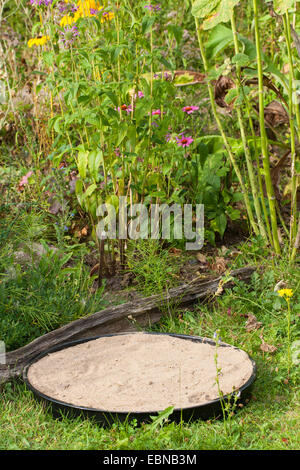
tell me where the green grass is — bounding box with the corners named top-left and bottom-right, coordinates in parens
top-left (0, 240), bottom-right (299, 450)
top-left (0, 210), bottom-right (106, 351)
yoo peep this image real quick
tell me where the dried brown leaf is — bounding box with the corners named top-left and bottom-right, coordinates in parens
top-left (260, 333), bottom-right (277, 353)
top-left (214, 75), bottom-right (235, 109)
top-left (196, 252), bottom-right (207, 264)
top-left (211, 257), bottom-right (228, 274)
top-left (245, 314), bottom-right (262, 332)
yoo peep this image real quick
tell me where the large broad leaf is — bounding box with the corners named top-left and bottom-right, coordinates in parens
top-left (192, 0), bottom-right (240, 29)
top-left (77, 150), bottom-right (88, 179)
top-left (191, 0), bottom-right (220, 18)
top-left (203, 0), bottom-right (241, 29)
top-left (273, 0), bottom-right (294, 14)
top-left (206, 24), bottom-right (233, 58)
top-left (88, 150), bottom-right (103, 182)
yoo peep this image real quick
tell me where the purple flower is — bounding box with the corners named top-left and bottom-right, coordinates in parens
top-left (60, 24), bottom-right (79, 48)
top-left (30, 0), bottom-right (52, 5)
top-left (144, 4), bottom-right (161, 11)
top-left (58, 2), bottom-right (67, 13)
top-left (182, 105), bottom-right (199, 114)
top-left (213, 331), bottom-right (221, 344)
top-left (153, 71), bottom-right (171, 80)
top-left (58, 2), bottom-right (77, 13)
top-left (176, 135), bottom-right (194, 147)
top-left (90, 8), bottom-right (99, 15)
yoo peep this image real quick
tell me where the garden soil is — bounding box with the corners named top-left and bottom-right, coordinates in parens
top-left (27, 333), bottom-right (254, 412)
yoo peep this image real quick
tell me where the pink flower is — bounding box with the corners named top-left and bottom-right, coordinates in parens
top-left (18, 171), bottom-right (33, 191)
top-left (117, 104), bottom-right (133, 114)
top-left (182, 105), bottom-right (199, 114)
top-left (176, 135), bottom-right (194, 147)
top-left (134, 90), bottom-right (144, 99)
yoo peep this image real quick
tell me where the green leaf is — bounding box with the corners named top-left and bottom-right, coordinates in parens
top-left (232, 52), bottom-right (250, 67)
top-left (150, 406), bottom-right (174, 430)
top-left (273, 0), bottom-right (294, 14)
top-left (202, 0), bottom-right (240, 30)
top-left (88, 150), bottom-right (103, 182)
top-left (53, 117), bottom-right (63, 133)
top-left (192, 0), bottom-right (220, 18)
top-left (106, 194), bottom-right (119, 211)
top-left (105, 91), bottom-right (118, 107)
top-left (117, 121), bottom-right (128, 146)
top-left (142, 15), bottom-right (155, 35)
top-left (167, 24), bottom-right (183, 45)
top-left (42, 51), bottom-right (54, 67)
top-left (211, 213), bottom-right (227, 237)
top-left (75, 179), bottom-right (85, 208)
top-left (196, 142), bottom-right (209, 167)
top-left (127, 125), bottom-right (136, 150)
top-left (77, 150), bottom-right (88, 179)
top-left (227, 207), bottom-right (240, 220)
top-left (224, 87), bottom-right (238, 104)
top-left (192, 0), bottom-right (241, 30)
top-left (173, 72), bottom-right (197, 85)
top-left (206, 24), bottom-right (233, 59)
top-left (85, 183), bottom-right (97, 199)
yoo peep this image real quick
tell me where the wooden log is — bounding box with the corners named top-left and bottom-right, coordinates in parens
top-left (0, 266), bottom-right (255, 383)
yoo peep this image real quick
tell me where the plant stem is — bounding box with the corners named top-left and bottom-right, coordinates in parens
top-left (194, 18), bottom-right (259, 236)
top-left (231, 11), bottom-right (267, 241)
top-left (252, 0), bottom-right (281, 254)
top-left (282, 12), bottom-right (299, 260)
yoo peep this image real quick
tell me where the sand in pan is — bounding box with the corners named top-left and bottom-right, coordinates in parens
top-left (27, 333), bottom-right (254, 412)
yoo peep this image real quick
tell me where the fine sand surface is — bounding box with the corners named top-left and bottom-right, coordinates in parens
top-left (27, 333), bottom-right (254, 412)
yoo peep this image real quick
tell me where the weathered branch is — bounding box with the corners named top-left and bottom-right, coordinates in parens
top-left (0, 266), bottom-right (255, 383)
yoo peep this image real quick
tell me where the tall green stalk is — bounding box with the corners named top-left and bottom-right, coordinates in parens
top-left (243, 93), bottom-right (274, 246)
top-left (252, 0), bottom-right (281, 254)
top-left (282, 12), bottom-right (300, 260)
top-left (194, 18), bottom-right (259, 236)
top-left (231, 10), bottom-right (268, 242)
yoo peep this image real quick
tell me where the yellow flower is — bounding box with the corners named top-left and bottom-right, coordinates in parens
top-left (60, 14), bottom-right (77, 27)
top-left (77, 0), bottom-right (100, 15)
top-left (278, 289), bottom-right (293, 300)
top-left (94, 69), bottom-right (101, 80)
top-left (101, 11), bottom-right (114, 22)
top-left (27, 35), bottom-right (50, 48)
top-left (59, 1), bottom-right (114, 27)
